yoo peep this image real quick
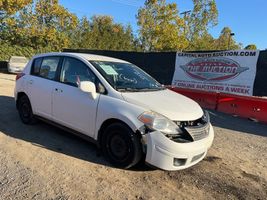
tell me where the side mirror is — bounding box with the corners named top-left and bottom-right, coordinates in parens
top-left (79, 81), bottom-right (97, 99)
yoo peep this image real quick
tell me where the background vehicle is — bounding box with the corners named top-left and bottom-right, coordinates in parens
top-left (14, 52), bottom-right (214, 170)
top-left (8, 56), bottom-right (28, 73)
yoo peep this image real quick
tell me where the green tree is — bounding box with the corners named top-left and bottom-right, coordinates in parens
top-left (187, 32), bottom-right (216, 50)
top-left (185, 0), bottom-right (218, 50)
top-left (3, 0), bottom-right (78, 50)
top-left (137, 0), bottom-right (187, 51)
top-left (69, 16), bottom-right (91, 48)
top-left (189, 0), bottom-right (218, 37)
top-left (245, 44), bottom-right (257, 50)
top-left (0, 41), bottom-right (35, 60)
top-left (70, 15), bottom-right (137, 51)
top-left (0, 0), bottom-right (32, 16)
top-left (215, 27), bottom-right (241, 50)
top-left (0, 0), bottom-right (32, 41)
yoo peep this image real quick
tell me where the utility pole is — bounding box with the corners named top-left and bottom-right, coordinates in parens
top-left (181, 10), bottom-right (191, 17)
top-left (180, 10), bottom-right (191, 51)
top-left (180, 10), bottom-right (191, 33)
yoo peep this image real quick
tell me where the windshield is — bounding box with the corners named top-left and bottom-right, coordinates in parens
top-left (90, 61), bottom-right (165, 92)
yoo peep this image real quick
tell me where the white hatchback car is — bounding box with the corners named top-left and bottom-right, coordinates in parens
top-left (15, 52), bottom-right (214, 170)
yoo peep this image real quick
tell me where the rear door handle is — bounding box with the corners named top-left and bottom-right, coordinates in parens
top-left (28, 80), bottom-right (33, 85)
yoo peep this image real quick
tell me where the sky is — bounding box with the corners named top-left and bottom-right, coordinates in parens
top-left (59, 0), bottom-right (267, 50)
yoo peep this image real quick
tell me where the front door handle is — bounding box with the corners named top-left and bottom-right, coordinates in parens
top-left (55, 88), bottom-right (63, 93)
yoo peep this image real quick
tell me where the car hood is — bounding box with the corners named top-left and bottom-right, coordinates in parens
top-left (121, 89), bottom-right (203, 121)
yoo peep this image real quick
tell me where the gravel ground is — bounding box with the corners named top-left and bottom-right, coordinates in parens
top-left (0, 72), bottom-right (267, 200)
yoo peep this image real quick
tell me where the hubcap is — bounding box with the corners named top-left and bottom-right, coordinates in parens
top-left (109, 134), bottom-right (129, 160)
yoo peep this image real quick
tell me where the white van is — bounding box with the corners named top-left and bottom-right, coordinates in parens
top-left (14, 52), bottom-right (214, 170)
top-left (8, 56), bottom-right (28, 73)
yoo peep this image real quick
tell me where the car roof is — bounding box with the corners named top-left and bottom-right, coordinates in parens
top-left (33, 52), bottom-right (129, 63)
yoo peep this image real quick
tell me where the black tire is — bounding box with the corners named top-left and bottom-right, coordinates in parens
top-left (17, 95), bottom-right (37, 124)
top-left (101, 123), bottom-right (143, 169)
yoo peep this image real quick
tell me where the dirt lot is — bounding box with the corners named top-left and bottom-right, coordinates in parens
top-left (0, 72), bottom-right (267, 200)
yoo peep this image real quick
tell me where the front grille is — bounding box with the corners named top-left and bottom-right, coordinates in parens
top-left (172, 114), bottom-right (210, 142)
top-left (185, 123), bottom-right (210, 141)
top-left (165, 132), bottom-right (193, 143)
top-left (174, 116), bottom-right (208, 128)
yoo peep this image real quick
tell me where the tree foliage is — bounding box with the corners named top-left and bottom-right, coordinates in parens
top-left (0, 41), bottom-right (54, 60)
top-left (184, 0), bottom-right (218, 50)
top-left (188, 32), bottom-right (216, 50)
top-left (0, 0), bottom-right (138, 59)
top-left (136, 0), bottom-right (243, 51)
top-left (245, 44), bottom-right (257, 50)
top-left (0, 0), bottom-right (32, 16)
top-left (0, 0), bottom-right (255, 60)
top-left (189, 0), bottom-right (218, 38)
top-left (215, 27), bottom-right (242, 50)
top-left (1, 0), bottom-right (78, 50)
top-left (70, 15), bottom-right (137, 51)
top-left (137, 0), bottom-right (187, 51)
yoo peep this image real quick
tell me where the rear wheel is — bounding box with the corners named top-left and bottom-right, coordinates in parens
top-left (101, 123), bottom-right (142, 169)
top-left (17, 95), bottom-right (37, 124)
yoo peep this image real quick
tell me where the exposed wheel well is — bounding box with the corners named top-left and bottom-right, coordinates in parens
top-left (16, 92), bottom-right (28, 109)
top-left (97, 118), bottom-right (142, 148)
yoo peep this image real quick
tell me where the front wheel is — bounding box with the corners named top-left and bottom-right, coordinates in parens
top-left (101, 123), bottom-right (143, 169)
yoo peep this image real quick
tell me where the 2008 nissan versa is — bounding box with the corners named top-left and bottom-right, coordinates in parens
top-left (15, 52), bottom-right (214, 170)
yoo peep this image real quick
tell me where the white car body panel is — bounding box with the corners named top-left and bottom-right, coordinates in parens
top-left (52, 81), bottom-right (100, 137)
top-left (94, 94), bottom-right (146, 140)
top-left (26, 76), bottom-right (55, 119)
top-left (122, 89), bottom-right (203, 121)
top-left (144, 125), bottom-right (214, 170)
top-left (15, 52), bottom-right (215, 171)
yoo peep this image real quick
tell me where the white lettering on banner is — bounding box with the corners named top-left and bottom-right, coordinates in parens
top-left (172, 50), bottom-right (260, 96)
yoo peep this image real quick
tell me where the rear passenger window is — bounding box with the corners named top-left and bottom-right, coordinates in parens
top-left (39, 57), bottom-right (60, 80)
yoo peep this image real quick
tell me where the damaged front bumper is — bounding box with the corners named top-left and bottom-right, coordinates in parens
top-left (142, 124), bottom-right (214, 171)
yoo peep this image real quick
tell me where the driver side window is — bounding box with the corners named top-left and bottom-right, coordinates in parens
top-left (60, 57), bottom-right (96, 87)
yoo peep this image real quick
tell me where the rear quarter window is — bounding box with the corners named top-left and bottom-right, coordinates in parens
top-left (31, 58), bottom-right (43, 76)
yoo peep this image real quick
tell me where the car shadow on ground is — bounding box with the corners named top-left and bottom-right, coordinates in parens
top-left (208, 110), bottom-right (267, 137)
top-left (1, 95), bottom-right (266, 172)
top-left (0, 95), bottom-right (152, 171)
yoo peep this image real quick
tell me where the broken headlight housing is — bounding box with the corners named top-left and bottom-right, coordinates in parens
top-left (201, 110), bottom-right (210, 124)
top-left (138, 111), bottom-right (182, 135)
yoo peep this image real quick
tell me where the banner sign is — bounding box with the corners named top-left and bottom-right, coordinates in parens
top-left (172, 50), bottom-right (260, 96)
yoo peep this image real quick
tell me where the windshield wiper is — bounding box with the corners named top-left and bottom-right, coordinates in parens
top-left (134, 87), bottom-right (165, 91)
top-left (117, 87), bottom-right (166, 92)
top-left (117, 88), bottom-right (141, 92)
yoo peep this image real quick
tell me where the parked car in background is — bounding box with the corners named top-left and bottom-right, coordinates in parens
top-left (8, 56), bottom-right (28, 73)
top-left (14, 52), bottom-right (214, 171)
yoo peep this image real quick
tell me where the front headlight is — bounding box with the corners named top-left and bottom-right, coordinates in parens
top-left (138, 111), bottom-right (182, 134)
